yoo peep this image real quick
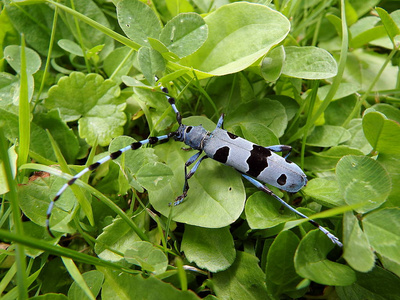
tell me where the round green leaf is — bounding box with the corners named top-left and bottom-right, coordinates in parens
top-left (363, 208), bottom-right (400, 265)
top-left (294, 230), bottom-right (356, 286)
top-left (245, 191), bottom-right (295, 229)
top-left (362, 112), bottom-right (400, 154)
top-left (336, 266), bottom-right (400, 300)
top-left (4, 45), bottom-right (41, 75)
top-left (58, 39), bottom-right (83, 56)
top-left (46, 72), bottom-right (125, 146)
top-left (282, 46), bottom-right (338, 79)
top-left (343, 212), bottom-right (375, 272)
top-left (68, 270), bottom-right (104, 300)
top-left (226, 99), bottom-right (287, 138)
top-left (266, 230), bottom-right (302, 289)
top-left (336, 155), bottom-right (391, 213)
top-left (307, 125), bottom-right (351, 147)
top-left (95, 216), bottom-right (143, 262)
top-left (138, 47), bottom-right (165, 85)
top-left (181, 226), bottom-right (235, 272)
top-left (178, 2), bottom-right (290, 76)
top-left (212, 252), bottom-right (268, 299)
top-left (117, 0), bottom-right (162, 47)
top-left (100, 267), bottom-right (200, 299)
top-left (303, 178), bottom-right (345, 207)
top-left (261, 45), bottom-right (285, 82)
top-left (125, 241), bottom-right (168, 274)
top-left (160, 13), bottom-right (208, 58)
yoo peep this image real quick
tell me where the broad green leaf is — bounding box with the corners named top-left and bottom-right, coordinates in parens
top-left (4, 45), bottom-right (41, 74)
top-left (266, 231), bottom-right (302, 293)
top-left (294, 230), bottom-right (356, 286)
top-left (303, 178), bottom-right (345, 207)
top-left (212, 252), bottom-right (268, 299)
top-left (109, 136), bottom-right (173, 192)
top-left (5, 2), bottom-right (67, 57)
top-left (336, 155), bottom-right (391, 213)
top-left (125, 241), bottom-right (168, 275)
top-left (62, 257), bottom-right (96, 300)
top-left (166, 0), bottom-right (194, 16)
top-left (343, 212), bottom-right (375, 272)
top-left (18, 175), bottom-right (75, 235)
top-left (363, 208), bottom-right (400, 265)
top-left (68, 270), bottom-right (104, 300)
top-left (60, 0), bottom-right (114, 60)
top-left (317, 82), bottom-right (359, 101)
top-left (245, 191), bottom-right (295, 229)
top-left (340, 49), bottom-right (398, 91)
top-left (178, 2), bottom-right (290, 76)
top-left (133, 87), bottom-right (175, 132)
top-left (378, 154), bottom-right (400, 206)
top-left (325, 95), bottom-right (358, 126)
top-left (58, 39), bottom-right (83, 56)
top-left (103, 46), bottom-right (135, 83)
top-left (150, 140), bottom-right (245, 228)
top-left (0, 73), bottom-right (20, 113)
top-left (344, 119), bottom-right (373, 154)
top-left (282, 46), bottom-right (337, 79)
top-left (138, 47), bottom-right (165, 85)
top-left (236, 123), bottom-right (279, 148)
top-left (22, 221), bottom-right (55, 258)
top-left (336, 266), bottom-right (400, 300)
top-left (117, 0), bottom-right (162, 47)
top-left (376, 7), bottom-right (400, 46)
top-left (34, 110), bottom-right (80, 163)
top-left (135, 162), bottom-right (173, 191)
top-left (351, 25), bottom-right (387, 48)
top-left (303, 145), bottom-right (364, 171)
top-left (95, 216), bottom-right (143, 262)
top-left (0, 108), bottom-right (56, 161)
top-left (45, 72), bottom-right (125, 146)
top-left (363, 112), bottom-right (400, 154)
top-left (307, 125), bottom-right (351, 147)
top-left (226, 99), bottom-right (287, 138)
top-left (181, 226), bottom-right (235, 272)
top-left (261, 45), bottom-right (285, 82)
top-left (99, 267), bottom-right (199, 299)
top-left (159, 13), bottom-right (208, 58)
top-left (365, 103), bottom-right (400, 123)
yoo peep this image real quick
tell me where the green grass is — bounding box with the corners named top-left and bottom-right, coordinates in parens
top-left (1, 0), bottom-right (400, 299)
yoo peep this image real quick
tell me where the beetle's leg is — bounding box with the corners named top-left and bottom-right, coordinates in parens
top-left (241, 174), bottom-right (343, 247)
top-left (171, 152), bottom-right (209, 206)
top-left (265, 145), bottom-right (292, 159)
top-left (216, 114), bottom-right (224, 129)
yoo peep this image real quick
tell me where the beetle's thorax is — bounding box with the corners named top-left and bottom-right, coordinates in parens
top-left (174, 124), bottom-right (208, 150)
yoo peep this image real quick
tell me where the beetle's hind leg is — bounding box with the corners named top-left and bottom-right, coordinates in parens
top-left (241, 173), bottom-right (343, 247)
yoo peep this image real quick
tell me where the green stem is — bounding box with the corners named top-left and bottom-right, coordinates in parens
top-left (287, 0), bottom-right (349, 144)
top-left (342, 48), bottom-right (398, 127)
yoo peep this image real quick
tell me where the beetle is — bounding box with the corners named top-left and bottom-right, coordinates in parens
top-left (47, 79), bottom-right (342, 247)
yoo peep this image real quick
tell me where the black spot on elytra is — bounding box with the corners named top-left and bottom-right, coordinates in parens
top-left (277, 174), bottom-right (287, 186)
top-left (213, 146), bottom-right (230, 163)
top-left (227, 132), bottom-right (239, 139)
top-left (186, 126), bottom-right (193, 133)
top-left (245, 145), bottom-right (271, 177)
